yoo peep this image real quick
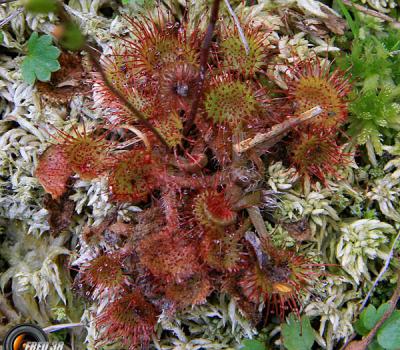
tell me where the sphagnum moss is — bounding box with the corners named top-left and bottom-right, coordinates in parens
top-left (1, 1), bottom-right (400, 350)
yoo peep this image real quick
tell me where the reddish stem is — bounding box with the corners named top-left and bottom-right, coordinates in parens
top-left (54, 2), bottom-right (170, 149)
top-left (85, 45), bottom-right (169, 149)
top-left (183, 0), bottom-right (221, 136)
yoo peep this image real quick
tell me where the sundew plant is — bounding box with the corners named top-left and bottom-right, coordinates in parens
top-left (1, 0), bottom-right (400, 350)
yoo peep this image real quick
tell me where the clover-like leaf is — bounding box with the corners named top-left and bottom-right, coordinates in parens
top-left (368, 339), bottom-right (384, 350)
top-left (21, 32), bottom-right (61, 84)
top-left (355, 303), bottom-right (390, 337)
top-left (240, 339), bottom-right (267, 350)
top-left (361, 304), bottom-right (379, 331)
top-left (362, 304), bottom-right (390, 331)
top-left (354, 318), bottom-right (370, 337)
top-left (282, 314), bottom-right (315, 350)
top-left (377, 311), bottom-right (400, 350)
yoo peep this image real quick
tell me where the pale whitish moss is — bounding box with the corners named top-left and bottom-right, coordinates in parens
top-left (367, 175), bottom-right (400, 222)
top-left (261, 0), bottom-right (341, 18)
top-left (155, 294), bottom-right (257, 349)
top-left (358, 0), bottom-right (398, 12)
top-left (278, 186), bottom-right (340, 239)
top-left (267, 161), bottom-right (299, 191)
top-left (383, 137), bottom-right (400, 179)
top-left (272, 168), bottom-right (365, 235)
top-left (336, 219), bottom-right (396, 284)
top-left (0, 121), bottom-right (49, 236)
top-left (0, 223), bottom-right (71, 325)
top-left (305, 276), bottom-right (359, 350)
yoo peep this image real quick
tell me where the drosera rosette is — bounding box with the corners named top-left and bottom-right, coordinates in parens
top-left (196, 69), bottom-right (268, 164)
top-left (157, 62), bottom-right (199, 113)
top-left (35, 143), bottom-right (73, 200)
top-left (107, 147), bottom-right (160, 204)
top-left (186, 173), bottom-right (255, 235)
top-left (93, 53), bottom-right (157, 125)
top-left (173, 149), bottom-right (209, 174)
top-left (200, 225), bottom-right (247, 272)
top-left (283, 56), bottom-right (352, 130)
top-left (202, 70), bottom-right (264, 128)
top-left (193, 187), bottom-right (238, 230)
top-left (153, 111), bottom-right (184, 148)
top-left (53, 123), bottom-right (110, 180)
top-left (287, 128), bottom-right (351, 185)
top-left (238, 236), bottom-right (325, 321)
top-left (137, 228), bottom-right (201, 284)
top-left (183, 179), bottom-right (251, 272)
top-left (92, 8), bottom-right (202, 126)
top-left (91, 14), bottom-right (203, 146)
top-left (120, 11), bottom-right (201, 78)
top-left (95, 290), bottom-right (158, 350)
top-left (35, 123), bottom-right (112, 199)
top-left (76, 252), bottom-right (130, 299)
top-left (19, 1), bottom-right (371, 349)
top-left (218, 18), bottom-right (272, 77)
top-left (163, 272), bottom-right (213, 310)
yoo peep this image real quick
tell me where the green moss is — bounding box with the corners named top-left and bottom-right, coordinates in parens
top-left (348, 86), bottom-right (400, 154)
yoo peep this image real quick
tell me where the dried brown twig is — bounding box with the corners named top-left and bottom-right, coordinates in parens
top-left (234, 106), bottom-right (323, 154)
top-left (341, 0), bottom-right (400, 28)
top-left (43, 323), bottom-right (83, 333)
top-left (247, 206), bottom-right (269, 237)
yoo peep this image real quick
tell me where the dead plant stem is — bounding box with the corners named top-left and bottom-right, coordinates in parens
top-left (184, 0), bottom-right (221, 135)
top-left (341, 0), bottom-right (400, 28)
